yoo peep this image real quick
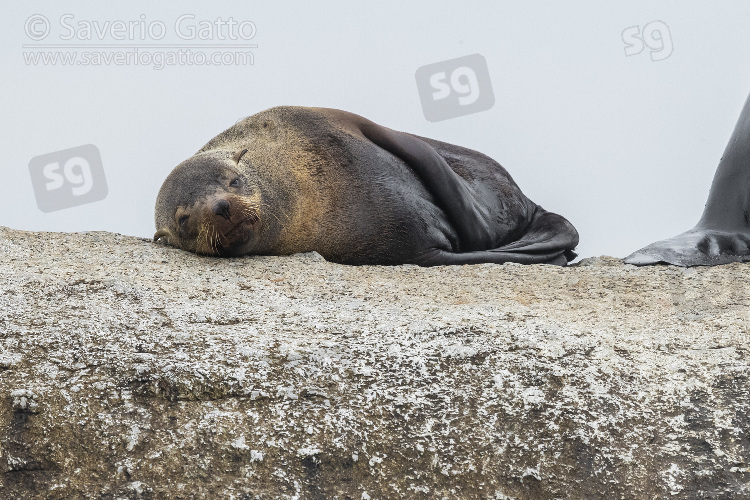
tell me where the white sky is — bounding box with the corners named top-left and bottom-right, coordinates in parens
top-left (2, 1), bottom-right (750, 259)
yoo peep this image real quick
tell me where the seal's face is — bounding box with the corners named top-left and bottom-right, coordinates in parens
top-left (154, 149), bottom-right (262, 256)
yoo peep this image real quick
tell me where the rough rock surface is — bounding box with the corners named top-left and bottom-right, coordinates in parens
top-left (0, 226), bottom-right (748, 499)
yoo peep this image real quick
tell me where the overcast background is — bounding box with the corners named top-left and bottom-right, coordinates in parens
top-left (3, 1), bottom-right (750, 260)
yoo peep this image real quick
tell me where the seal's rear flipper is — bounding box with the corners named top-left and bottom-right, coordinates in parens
top-left (624, 229), bottom-right (750, 266)
top-left (418, 210), bottom-right (579, 266)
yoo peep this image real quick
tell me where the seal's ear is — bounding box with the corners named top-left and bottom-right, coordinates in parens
top-left (153, 228), bottom-right (173, 242)
top-left (232, 149), bottom-right (248, 164)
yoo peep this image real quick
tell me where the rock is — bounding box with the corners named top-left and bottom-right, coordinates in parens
top-left (0, 226), bottom-right (748, 498)
top-left (292, 251), bottom-right (327, 262)
top-left (9, 390), bottom-right (39, 413)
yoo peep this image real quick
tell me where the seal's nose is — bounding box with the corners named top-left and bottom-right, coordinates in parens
top-left (213, 199), bottom-right (231, 220)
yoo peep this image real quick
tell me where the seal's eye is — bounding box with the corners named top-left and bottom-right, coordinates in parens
top-left (178, 215), bottom-right (189, 227)
top-left (229, 177), bottom-right (241, 188)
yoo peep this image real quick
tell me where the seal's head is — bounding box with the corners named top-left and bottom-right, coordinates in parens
top-left (154, 149), bottom-right (262, 256)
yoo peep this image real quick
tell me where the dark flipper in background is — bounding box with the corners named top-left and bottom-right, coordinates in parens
top-left (625, 92), bottom-right (750, 266)
top-left (625, 229), bottom-right (750, 266)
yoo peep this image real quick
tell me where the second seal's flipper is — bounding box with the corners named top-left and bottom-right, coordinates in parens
top-left (416, 209), bottom-right (579, 266)
top-left (624, 229), bottom-right (750, 266)
top-left (626, 91), bottom-right (750, 266)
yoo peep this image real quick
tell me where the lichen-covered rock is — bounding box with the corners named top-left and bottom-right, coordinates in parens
top-left (0, 226), bottom-right (748, 499)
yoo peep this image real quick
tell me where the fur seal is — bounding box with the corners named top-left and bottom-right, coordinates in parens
top-left (625, 92), bottom-right (750, 266)
top-left (154, 107), bottom-right (579, 266)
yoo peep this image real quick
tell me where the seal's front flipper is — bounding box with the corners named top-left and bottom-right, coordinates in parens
top-left (358, 121), bottom-right (494, 251)
top-left (417, 209), bottom-right (579, 266)
top-left (626, 91), bottom-right (750, 266)
top-left (624, 229), bottom-right (750, 266)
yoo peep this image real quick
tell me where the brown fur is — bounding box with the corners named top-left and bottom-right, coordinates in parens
top-left (154, 106), bottom-right (578, 265)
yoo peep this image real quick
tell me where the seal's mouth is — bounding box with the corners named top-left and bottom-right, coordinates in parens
top-left (225, 216), bottom-right (256, 237)
top-left (190, 196), bottom-right (261, 256)
top-left (211, 212), bottom-right (261, 256)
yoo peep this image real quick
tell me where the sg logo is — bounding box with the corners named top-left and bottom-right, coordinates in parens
top-left (415, 53), bottom-right (495, 122)
top-left (622, 21), bottom-right (673, 62)
top-left (28, 144), bottom-right (108, 212)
